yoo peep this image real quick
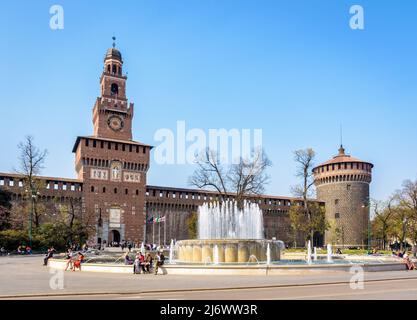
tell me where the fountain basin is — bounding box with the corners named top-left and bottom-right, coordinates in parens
top-left (176, 239), bottom-right (283, 263)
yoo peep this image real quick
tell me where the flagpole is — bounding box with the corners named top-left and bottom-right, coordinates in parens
top-left (164, 219), bottom-right (166, 247)
top-left (158, 219), bottom-right (161, 247)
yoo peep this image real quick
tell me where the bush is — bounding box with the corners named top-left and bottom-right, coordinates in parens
top-left (0, 229), bottom-right (44, 251)
top-left (0, 221), bottom-right (89, 252)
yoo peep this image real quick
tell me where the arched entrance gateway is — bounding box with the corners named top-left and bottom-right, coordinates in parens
top-left (110, 230), bottom-right (121, 245)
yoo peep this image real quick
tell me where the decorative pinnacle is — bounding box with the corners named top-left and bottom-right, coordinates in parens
top-left (338, 145), bottom-right (345, 156)
top-left (112, 36), bottom-right (116, 48)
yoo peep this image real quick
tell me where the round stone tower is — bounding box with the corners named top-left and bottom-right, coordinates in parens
top-left (313, 146), bottom-right (373, 248)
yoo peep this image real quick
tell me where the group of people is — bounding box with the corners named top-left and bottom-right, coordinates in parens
top-left (392, 250), bottom-right (417, 270)
top-left (17, 245), bottom-right (32, 255)
top-left (63, 249), bottom-right (85, 271)
top-left (125, 251), bottom-right (165, 275)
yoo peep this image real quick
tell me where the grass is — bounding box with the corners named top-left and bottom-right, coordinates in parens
top-left (283, 248), bottom-right (393, 255)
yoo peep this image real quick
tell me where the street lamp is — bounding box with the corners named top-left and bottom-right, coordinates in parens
top-left (362, 198), bottom-right (371, 254)
top-left (26, 188), bottom-right (39, 248)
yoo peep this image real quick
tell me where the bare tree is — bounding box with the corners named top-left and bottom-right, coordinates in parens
top-left (189, 148), bottom-right (271, 209)
top-left (290, 148), bottom-right (321, 243)
top-left (15, 135), bottom-right (48, 229)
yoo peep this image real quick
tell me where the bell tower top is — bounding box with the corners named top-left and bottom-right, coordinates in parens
top-left (92, 38), bottom-right (134, 140)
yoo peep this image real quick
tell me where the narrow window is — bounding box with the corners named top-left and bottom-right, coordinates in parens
top-left (91, 186), bottom-right (95, 192)
top-left (335, 212), bottom-right (340, 219)
top-left (125, 188), bottom-right (128, 195)
top-left (114, 188), bottom-right (118, 194)
top-left (102, 187), bottom-right (106, 193)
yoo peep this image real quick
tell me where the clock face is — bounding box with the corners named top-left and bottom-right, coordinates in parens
top-left (107, 115), bottom-right (124, 131)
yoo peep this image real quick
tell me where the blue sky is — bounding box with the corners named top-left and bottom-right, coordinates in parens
top-left (1, 0), bottom-right (416, 201)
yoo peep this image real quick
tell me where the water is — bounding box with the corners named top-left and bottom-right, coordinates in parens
top-left (313, 247), bottom-right (318, 261)
top-left (198, 200), bottom-right (264, 239)
top-left (327, 243), bottom-right (333, 263)
top-left (140, 242), bottom-right (145, 254)
top-left (247, 255), bottom-right (260, 265)
top-left (266, 243), bottom-right (271, 265)
top-left (307, 240), bottom-right (312, 265)
top-left (169, 239), bottom-right (174, 264)
top-left (213, 245), bottom-right (219, 265)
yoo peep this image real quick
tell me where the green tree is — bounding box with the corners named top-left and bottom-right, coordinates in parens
top-left (186, 212), bottom-right (198, 239)
top-left (289, 202), bottom-right (328, 246)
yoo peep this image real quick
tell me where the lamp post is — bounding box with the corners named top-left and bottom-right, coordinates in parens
top-left (362, 198), bottom-right (371, 253)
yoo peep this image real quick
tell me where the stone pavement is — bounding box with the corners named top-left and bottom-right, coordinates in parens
top-left (1, 255), bottom-right (417, 298)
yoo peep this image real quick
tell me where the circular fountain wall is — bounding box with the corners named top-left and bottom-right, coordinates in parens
top-left (176, 200), bottom-right (284, 263)
top-left (177, 239), bottom-right (282, 263)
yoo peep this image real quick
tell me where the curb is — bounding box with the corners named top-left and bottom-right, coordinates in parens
top-left (1, 275), bottom-right (417, 299)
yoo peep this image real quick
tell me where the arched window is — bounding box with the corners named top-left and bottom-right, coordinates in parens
top-left (110, 83), bottom-right (119, 95)
top-left (112, 64), bottom-right (117, 74)
top-left (114, 188), bottom-right (118, 194)
top-left (91, 186), bottom-right (95, 193)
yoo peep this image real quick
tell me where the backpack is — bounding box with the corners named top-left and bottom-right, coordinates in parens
top-left (160, 254), bottom-right (165, 265)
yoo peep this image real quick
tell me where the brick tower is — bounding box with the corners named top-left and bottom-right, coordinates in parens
top-left (313, 146), bottom-right (373, 248)
top-left (72, 40), bottom-right (152, 245)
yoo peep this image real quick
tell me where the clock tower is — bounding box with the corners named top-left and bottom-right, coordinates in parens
top-left (72, 39), bottom-right (152, 246)
top-left (93, 38), bottom-right (133, 140)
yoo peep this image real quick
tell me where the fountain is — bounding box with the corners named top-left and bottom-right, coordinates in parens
top-left (306, 240), bottom-right (312, 265)
top-left (169, 239), bottom-right (175, 264)
top-left (213, 245), bottom-right (219, 265)
top-left (313, 247), bottom-right (318, 261)
top-left (266, 243), bottom-right (271, 265)
top-left (140, 242), bottom-right (145, 254)
top-left (177, 200), bottom-right (284, 263)
top-left (327, 243), bottom-right (333, 263)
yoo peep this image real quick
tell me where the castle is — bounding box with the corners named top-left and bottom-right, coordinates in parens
top-left (0, 44), bottom-right (373, 248)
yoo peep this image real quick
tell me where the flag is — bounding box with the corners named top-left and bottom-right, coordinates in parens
top-left (153, 216), bottom-right (166, 223)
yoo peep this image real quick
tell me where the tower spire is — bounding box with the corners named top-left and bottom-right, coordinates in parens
top-left (338, 125), bottom-right (345, 155)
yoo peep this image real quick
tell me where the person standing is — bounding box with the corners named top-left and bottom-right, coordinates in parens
top-left (154, 251), bottom-right (165, 275)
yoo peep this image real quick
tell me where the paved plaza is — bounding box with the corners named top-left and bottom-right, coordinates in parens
top-left (1, 256), bottom-right (417, 300)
